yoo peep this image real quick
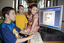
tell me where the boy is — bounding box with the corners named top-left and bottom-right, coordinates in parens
top-left (14, 5), bottom-right (28, 30)
top-left (0, 7), bottom-right (34, 43)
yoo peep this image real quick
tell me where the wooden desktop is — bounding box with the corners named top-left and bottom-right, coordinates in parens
top-left (27, 40), bottom-right (64, 43)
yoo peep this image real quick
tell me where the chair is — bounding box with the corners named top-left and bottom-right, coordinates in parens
top-left (0, 38), bottom-right (2, 43)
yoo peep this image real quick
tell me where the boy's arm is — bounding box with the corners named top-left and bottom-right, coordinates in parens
top-left (24, 23), bottom-right (27, 30)
top-left (19, 30), bottom-right (34, 35)
top-left (1, 27), bottom-right (34, 43)
top-left (15, 25), bottom-right (33, 35)
top-left (1, 27), bottom-right (17, 43)
top-left (16, 35), bottom-right (34, 43)
top-left (24, 15), bottom-right (28, 30)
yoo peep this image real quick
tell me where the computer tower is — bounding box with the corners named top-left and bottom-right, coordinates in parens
top-left (39, 28), bottom-right (64, 41)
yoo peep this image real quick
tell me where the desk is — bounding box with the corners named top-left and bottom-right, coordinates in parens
top-left (43, 41), bottom-right (64, 43)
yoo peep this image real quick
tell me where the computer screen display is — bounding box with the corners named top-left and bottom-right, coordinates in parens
top-left (39, 5), bottom-right (63, 30)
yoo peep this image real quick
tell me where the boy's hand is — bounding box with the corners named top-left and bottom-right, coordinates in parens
top-left (27, 32), bottom-right (34, 35)
top-left (16, 36), bottom-right (21, 39)
top-left (28, 34), bottom-right (35, 39)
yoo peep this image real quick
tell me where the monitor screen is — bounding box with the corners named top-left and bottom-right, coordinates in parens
top-left (39, 5), bottom-right (63, 30)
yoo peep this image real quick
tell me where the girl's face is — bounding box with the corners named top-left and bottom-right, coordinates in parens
top-left (7, 10), bottom-right (16, 21)
top-left (30, 7), bottom-right (37, 15)
top-left (18, 6), bottom-right (24, 14)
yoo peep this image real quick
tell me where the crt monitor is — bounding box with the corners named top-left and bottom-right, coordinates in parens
top-left (39, 5), bottom-right (63, 32)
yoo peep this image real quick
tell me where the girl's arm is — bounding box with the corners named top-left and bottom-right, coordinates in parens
top-left (31, 18), bottom-right (38, 32)
top-left (31, 14), bottom-right (38, 32)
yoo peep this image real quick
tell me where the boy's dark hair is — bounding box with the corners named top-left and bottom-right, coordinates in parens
top-left (18, 5), bottom-right (24, 9)
top-left (2, 7), bottom-right (15, 19)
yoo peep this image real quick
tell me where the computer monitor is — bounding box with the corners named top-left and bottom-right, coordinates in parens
top-left (39, 5), bottom-right (63, 32)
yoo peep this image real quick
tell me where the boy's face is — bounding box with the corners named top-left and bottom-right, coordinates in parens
top-left (18, 6), bottom-right (24, 14)
top-left (7, 10), bottom-right (16, 21)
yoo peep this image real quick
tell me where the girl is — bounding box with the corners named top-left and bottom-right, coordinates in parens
top-left (25, 3), bottom-right (43, 43)
top-left (25, 3), bottom-right (39, 32)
